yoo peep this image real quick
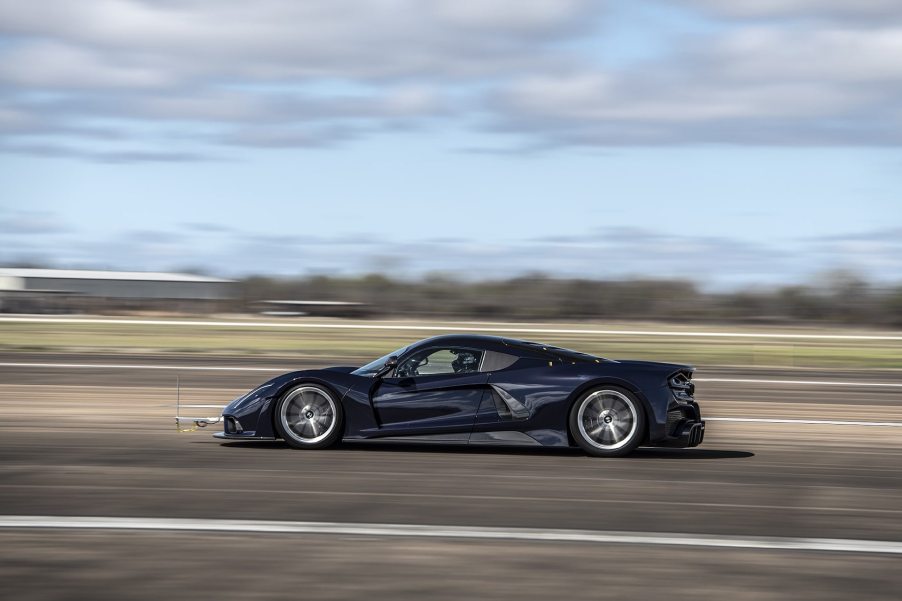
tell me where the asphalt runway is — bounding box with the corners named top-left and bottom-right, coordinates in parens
top-left (1, 352), bottom-right (900, 599)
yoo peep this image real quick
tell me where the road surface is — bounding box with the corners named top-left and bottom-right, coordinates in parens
top-left (1, 352), bottom-right (900, 600)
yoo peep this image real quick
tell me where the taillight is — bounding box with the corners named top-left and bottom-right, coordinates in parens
top-left (668, 371), bottom-right (695, 399)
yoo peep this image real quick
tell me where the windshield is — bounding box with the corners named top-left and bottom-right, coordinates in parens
top-left (351, 346), bottom-right (408, 376)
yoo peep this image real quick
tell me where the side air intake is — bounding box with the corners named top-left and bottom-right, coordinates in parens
top-left (489, 385), bottom-right (530, 420)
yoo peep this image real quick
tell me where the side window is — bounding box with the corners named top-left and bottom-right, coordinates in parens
top-left (396, 347), bottom-right (484, 377)
top-left (479, 350), bottom-right (518, 372)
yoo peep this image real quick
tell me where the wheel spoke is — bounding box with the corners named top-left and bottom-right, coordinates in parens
top-left (577, 390), bottom-right (637, 451)
top-left (280, 386), bottom-right (338, 444)
top-left (601, 426), bottom-right (614, 444)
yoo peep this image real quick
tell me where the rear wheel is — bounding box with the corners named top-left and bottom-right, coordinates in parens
top-left (569, 386), bottom-right (645, 457)
top-left (274, 384), bottom-right (343, 449)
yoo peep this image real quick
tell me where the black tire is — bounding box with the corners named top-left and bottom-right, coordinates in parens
top-left (273, 383), bottom-right (343, 450)
top-left (569, 386), bottom-right (646, 457)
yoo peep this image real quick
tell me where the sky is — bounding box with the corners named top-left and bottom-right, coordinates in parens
top-left (1, 0), bottom-right (901, 288)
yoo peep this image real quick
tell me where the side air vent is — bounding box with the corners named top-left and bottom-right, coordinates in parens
top-left (489, 385), bottom-right (530, 421)
top-left (224, 416), bottom-right (244, 434)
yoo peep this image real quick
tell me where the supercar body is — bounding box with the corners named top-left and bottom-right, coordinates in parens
top-left (214, 334), bottom-right (705, 457)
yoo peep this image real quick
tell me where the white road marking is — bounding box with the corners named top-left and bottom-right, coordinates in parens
top-left (706, 417), bottom-right (902, 427)
top-left (168, 410), bottom-right (902, 427)
top-left (169, 413), bottom-right (902, 426)
top-left (4, 361), bottom-right (901, 426)
top-left (696, 378), bottom-right (902, 388)
top-left (2, 315), bottom-right (901, 340)
top-left (7, 484), bottom-right (902, 515)
top-left (1, 515), bottom-right (900, 554)
top-left (3, 362), bottom-right (901, 390)
top-left (0, 362), bottom-right (285, 372)
top-left (166, 414), bottom-right (902, 428)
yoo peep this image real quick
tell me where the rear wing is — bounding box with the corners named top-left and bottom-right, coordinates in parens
top-left (174, 376), bottom-right (224, 432)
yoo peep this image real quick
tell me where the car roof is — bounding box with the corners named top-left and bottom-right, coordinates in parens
top-left (407, 334), bottom-right (507, 351)
top-left (405, 334), bottom-right (604, 362)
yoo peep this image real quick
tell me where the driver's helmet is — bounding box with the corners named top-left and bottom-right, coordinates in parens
top-left (452, 350), bottom-right (479, 373)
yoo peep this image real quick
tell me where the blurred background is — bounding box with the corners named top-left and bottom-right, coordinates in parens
top-left (1, 2), bottom-right (901, 600)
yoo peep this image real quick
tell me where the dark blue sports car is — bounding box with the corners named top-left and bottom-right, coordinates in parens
top-left (214, 334), bottom-right (705, 457)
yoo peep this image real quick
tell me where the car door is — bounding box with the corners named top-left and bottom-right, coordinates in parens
top-left (370, 346), bottom-right (488, 437)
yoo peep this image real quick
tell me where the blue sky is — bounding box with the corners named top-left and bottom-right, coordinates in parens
top-left (1, 1), bottom-right (901, 287)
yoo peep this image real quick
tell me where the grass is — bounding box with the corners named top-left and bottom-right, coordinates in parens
top-left (1, 317), bottom-right (901, 368)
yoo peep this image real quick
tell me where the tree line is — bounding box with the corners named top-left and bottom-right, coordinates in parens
top-left (238, 272), bottom-right (902, 326)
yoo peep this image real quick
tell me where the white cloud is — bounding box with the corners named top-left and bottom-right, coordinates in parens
top-left (433, 0), bottom-right (592, 31)
top-left (712, 27), bottom-right (902, 82)
top-left (683, 1), bottom-right (902, 21)
top-left (0, 209), bottom-right (69, 235)
top-left (6, 222), bottom-right (900, 285)
top-left (1, 0), bottom-right (902, 156)
top-left (490, 23), bottom-right (902, 146)
top-left (0, 0), bottom-right (593, 82)
top-left (0, 41), bottom-right (174, 88)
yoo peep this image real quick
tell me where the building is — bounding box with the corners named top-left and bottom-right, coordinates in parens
top-left (0, 268), bottom-right (234, 313)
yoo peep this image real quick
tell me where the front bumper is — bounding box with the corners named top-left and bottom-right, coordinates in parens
top-left (213, 432), bottom-right (277, 441)
top-left (213, 413), bottom-right (276, 441)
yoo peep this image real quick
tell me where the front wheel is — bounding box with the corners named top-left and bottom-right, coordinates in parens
top-left (569, 386), bottom-right (645, 457)
top-left (274, 384), bottom-right (343, 449)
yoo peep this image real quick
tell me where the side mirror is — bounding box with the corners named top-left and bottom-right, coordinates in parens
top-left (374, 356), bottom-right (398, 379)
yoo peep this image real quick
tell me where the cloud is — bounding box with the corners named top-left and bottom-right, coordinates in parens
top-left (1, 0), bottom-right (902, 158)
top-left (0, 0), bottom-right (593, 82)
top-left (710, 27), bottom-right (902, 82)
top-left (5, 221), bottom-right (900, 286)
top-left (486, 22), bottom-right (902, 147)
top-left (0, 0), bottom-right (599, 160)
top-left (0, 41), bottom-right (176, 89)
top-left (801, 228), bottom-right (902, 276)
top-left (181, 222), bottom-right (236, 234)
top-left (0, 141), bottom-right (217, 162)
top-left (681, 1), bottom-right (902, 22)
top-left (217, 124), bottom-right (362, 149)
top-left (0, 210), bottom-right (70, 235)
top-left (811, 227), bottom-right (902, 242)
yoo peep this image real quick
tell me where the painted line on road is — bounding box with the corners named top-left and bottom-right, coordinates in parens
top-left (8, 483), bottom-right (902, 515)
top-left (0, 362), bottom-right (286, 372)
top-left (168, 405), bottom-right (902, 427)
top-left (2, 315), bottom-right (901, 340)
top-left (163, 405), bottom-right (902, 427)
top-left (168, 413), bottom-right (902, 428)
top-left (1, 515), bottom-right (900, 555)
top-left (696, 378), bottom-right (902, 388)
top-left (706, 417), bottom-right (902, 427)
top-left (169, 413), bottom-right (901, 426)
top-left (3, 362), bottom-right (901, 390)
